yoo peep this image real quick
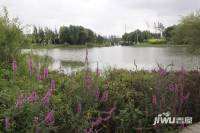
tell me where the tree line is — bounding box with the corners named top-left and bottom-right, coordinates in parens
top-left (164, 11), bottom-right (200, 48)
top-left (122, 30), bottom-right (160, 45)
top-left (31, 25), bottom-right (107, 45)
top-left (122, 10), bottom-right (200, 50)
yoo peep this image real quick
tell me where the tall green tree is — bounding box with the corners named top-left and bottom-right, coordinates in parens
top-left (173, 11), bottom-right (200, 46)
top-left (38, 27), bottom-right (45, 44)
top-left (163, 25), bottom-right (176, 41)
top-left (0, 7), bottom-right (25, 62)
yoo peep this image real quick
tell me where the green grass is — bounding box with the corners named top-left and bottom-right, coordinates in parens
top-left (60, 60), bottom-right (85, 67)
top-left (23, 43), bottom-right (111, 49)
top-left (147, 38), bottom-right (167, 44)
top-left (133, 43), bottom-right (189, 47)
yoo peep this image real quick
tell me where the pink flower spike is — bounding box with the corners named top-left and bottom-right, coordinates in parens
top-left (84, 128), bottom-right (92, 133)
top-left (41, 88), bottom-right (53, 106)
top-left (92, 117), bottom-right (103, 127)
top-left (168, 83), bottom-right (178, 92)
top-left (28, 56), bottom-right (34, 76)
top-left (27, 91), bottom-right (38, 103)
top-left (43, 66), bottom-right (49, 79)
top-left (41, 95), bottom-right (49, 106)
top-left (12, 60), bottom-right (17, 76)
top-left (5, 117), bottom-right (11, 130)
top-left (16, 96), bottom-right (26, 108)
top-left (45, 111), bottom-right (55, 126)
top-left (95, 88), bottom-right (100, 101)
top-left (181, 92), bottom-right (190, 104)
top-left (158, 65), bottom-right (167, 76)
top-left (51, 80), bottom-right (56, 90)
top-left (100, 90), bottom-right (109, 102)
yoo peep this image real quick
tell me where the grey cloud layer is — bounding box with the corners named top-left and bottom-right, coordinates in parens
top-left (1, 0), bottom-right (199, 36)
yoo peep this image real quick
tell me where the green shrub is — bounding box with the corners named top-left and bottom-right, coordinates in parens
top-left (0, 7), bottom-right (25, 63)
top-left (147, 38), bottom-right (167, 44)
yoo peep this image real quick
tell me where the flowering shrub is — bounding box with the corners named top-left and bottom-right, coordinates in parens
top-left (0, 54), bottom-right (200, 133)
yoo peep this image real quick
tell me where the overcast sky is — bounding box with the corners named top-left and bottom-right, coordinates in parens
top-left (0, 0), bottom-right (200, 36)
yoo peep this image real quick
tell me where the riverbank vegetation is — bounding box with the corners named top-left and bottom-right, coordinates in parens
top-left (23, 43), bottom-right (111, 49)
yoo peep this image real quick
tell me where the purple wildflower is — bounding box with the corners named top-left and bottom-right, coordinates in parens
top-left (27, 91), bottom-right (38, 102)
top-left (5, 117), bottom-right (11, 130)
top-left (12, 60), bottom-right (17, 76)
top-left (92, 117), bottom-right (103, 127)
top-left (43, 66), bottom-right (48, 79)
top-left (84, 128), bottom-right (92, 133)
top-left (103, 115), bottom-right (111, 121)
top-left (158, 65), bottom-right (167, 76)
top-left (95, 88), bottom-right (100, 101)
top-left (41, 88), bottom-right (52, 106)
top-left (51, 80), bottom-right (56, 90)
top-left (16, 96), bottom-right (26, 108)
top-left (45, 111), bottom-right (55, 126)
top-left (168, 83), bottom-right (178, 92)
top-left (41, 95), bottom-right (49, 106)
top-left (37, 63), bottom-right (41, 81)
top-left (28, 56), bottom-right (34, 76)
top-left (181, 92), bottom-right (190, 104)
top-left (47, 88), bottom-right (53, 97)
top-left (100, 90), bottom-right (108, 102)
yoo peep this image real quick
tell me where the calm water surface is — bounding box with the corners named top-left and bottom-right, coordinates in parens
top-left (23, 46), bottom-right (200, 73)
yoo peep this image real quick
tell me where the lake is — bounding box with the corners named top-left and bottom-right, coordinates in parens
top-left (23, 46), bottom-right (200, 74)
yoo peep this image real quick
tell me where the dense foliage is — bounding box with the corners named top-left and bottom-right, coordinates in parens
top-left (163, 25), bottom-right (176, 42)
top-left (31, 25), bottom-right (107, 45)
top-left (1, 55), bottom-right (200, 133)
top-left (173, 11), bottom-right (200, 46)
top-left (0, 7), bottom-right (25, 63)
top-left (122, 30), bottom-right (160, 45)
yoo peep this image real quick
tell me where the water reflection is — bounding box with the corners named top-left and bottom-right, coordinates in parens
top-left (22, 46), bottom-right (200, 74)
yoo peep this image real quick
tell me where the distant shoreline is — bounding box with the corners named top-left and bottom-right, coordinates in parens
top-left (23, 43), bottom-right (189, 49)
top-left (23, 43), bottom-right (112, 49)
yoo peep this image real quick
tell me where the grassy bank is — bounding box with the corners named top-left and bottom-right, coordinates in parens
top-left (0, 54), bottom-right (200, 133)
top-left (23, 43), bottom-right (111, 49)
top-left (61, 60), bottom-right (85, 68)
top-left (133, 43), bottom-right (189, 47)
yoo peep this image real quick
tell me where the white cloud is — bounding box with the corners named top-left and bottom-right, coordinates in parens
top-left (1, 0), bottom-right (199, 36)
